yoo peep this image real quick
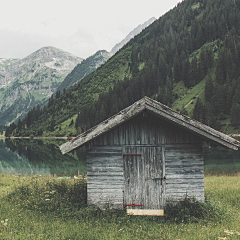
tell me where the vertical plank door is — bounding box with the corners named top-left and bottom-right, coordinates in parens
top-left (123, 146), bottom-right (165, 210)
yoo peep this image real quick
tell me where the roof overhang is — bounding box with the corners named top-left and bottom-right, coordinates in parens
top-left (60, 97), bottom-right (240, 154)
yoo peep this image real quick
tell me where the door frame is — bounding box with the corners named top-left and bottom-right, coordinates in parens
top-left (122, 145), bottom-right (166, 214)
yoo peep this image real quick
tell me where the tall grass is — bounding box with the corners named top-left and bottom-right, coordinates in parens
top-left (0, 172), bottom-right (239, 239)
top-left (7, 176), bottom-right (87, 214)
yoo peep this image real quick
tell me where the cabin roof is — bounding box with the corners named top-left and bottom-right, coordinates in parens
top-left (60, 96), bottom-right (240, 154)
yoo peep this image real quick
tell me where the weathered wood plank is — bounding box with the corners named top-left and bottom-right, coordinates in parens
top-left (165, 170), bottom-right (204, 175)
top-left (127, 209), bottom-right (164, 216)
top-left (166, 189), bottom-right (204, 194)
top-left (166, 192), bottom-right (204, 197)
top-left (166, 164), bottom-right (204, 169)
top-left (87, 188), bottom-right (123, 193)
top-left (166, 183), bottom-right (204, 188)
top-left (166, 174), bottom-right (204, 179)
top-left (87, 180), bottom-right (123, 184)
top-left (165, 156), bottom-right (203, 161)
top-left (166, 178), bottom-right (204, 184)
top-left (87, 172), bottom-right (124, 176)
top-left (87, 176), bottom-right (124, 181)
top-left (164, 144), bottom-right (202, 149)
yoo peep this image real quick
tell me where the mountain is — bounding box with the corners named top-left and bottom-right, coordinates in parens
top-left (110, 17), bottom-right (156, 55)
top-left (7, 0), bottom-right (240, 138)
top-left (0, 17), bottom-right (155, 127)
top-left (0, 58), bottom-right (19, 82)
top-left (0, 47), bottom-right (83, 125)
top-left (57, 17), bottom-right (156, 92)
top-left (57, 50), bottom-right (111, 92)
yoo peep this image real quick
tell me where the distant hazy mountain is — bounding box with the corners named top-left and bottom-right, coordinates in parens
top-left (57, 17), bottom-right (156, 91)
top-left (110, 17), bottom-right (156, 54)
top-left (0, 46), bottom-right (83, 125)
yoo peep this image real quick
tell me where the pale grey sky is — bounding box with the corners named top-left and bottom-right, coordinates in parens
top-left (0, 0), bottom-right (181, 59)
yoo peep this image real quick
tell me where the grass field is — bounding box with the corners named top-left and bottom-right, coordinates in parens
top-left (0, 164), bottom-right (239, 239)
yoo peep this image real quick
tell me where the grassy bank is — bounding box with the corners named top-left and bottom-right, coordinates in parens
top-left (0, 174), bottom-right (239, 239)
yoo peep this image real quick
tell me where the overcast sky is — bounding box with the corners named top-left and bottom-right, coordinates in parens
top-left (0, 0), bottom-right (181, 59)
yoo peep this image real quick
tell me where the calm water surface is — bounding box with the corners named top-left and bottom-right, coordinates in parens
top-left (0, 139), bottom-right (239, 176)
top-left (0, 138), bottom-right (86, 177)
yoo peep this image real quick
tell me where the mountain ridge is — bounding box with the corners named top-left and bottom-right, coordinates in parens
top-left (0, 46), bottom-right (83, 125)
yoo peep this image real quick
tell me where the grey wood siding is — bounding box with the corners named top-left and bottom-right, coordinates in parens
top-left (86, 146), bottom-right (123, 209)
top-left (164, 144), bottom-right (204, 202)
top-left (91, 112), bottom-right (203, 146)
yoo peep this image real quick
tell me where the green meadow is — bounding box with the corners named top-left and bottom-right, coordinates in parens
top-left (0, 159), bottom-right (239, 239)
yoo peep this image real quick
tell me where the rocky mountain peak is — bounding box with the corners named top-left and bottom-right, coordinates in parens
top-left (0, 47), bottom-right (83, 125)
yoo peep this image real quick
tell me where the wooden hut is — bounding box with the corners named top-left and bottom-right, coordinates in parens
top-left (60, 97), bottom-right (239, 215)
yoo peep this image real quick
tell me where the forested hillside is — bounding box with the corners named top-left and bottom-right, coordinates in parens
top-left (6, 0), bottom-right (240, 137)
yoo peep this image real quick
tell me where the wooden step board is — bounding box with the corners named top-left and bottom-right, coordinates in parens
top-left (127, 209), bottom-right (164, 216)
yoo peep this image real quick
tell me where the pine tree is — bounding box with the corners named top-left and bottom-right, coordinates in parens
top-left (193, 98), bottom-right (205, 123)
top-left (205, 76), bottom-right (214, 102)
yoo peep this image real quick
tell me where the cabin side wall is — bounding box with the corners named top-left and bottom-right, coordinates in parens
top-left (165, 144), bottom-right (204, 203)
top-left (86, 146), bottom-right (123, 209)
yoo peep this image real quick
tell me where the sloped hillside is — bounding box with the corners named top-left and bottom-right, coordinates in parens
top-left (7, 0), bottom-right (240, 137)
top-left (57, 17), bottom-right (156, 92)
top-left (57, 50), bottom-right (111, 92)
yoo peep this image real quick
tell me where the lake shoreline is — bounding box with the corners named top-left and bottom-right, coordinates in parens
top-left (1, 136), bottom-right (74, 140)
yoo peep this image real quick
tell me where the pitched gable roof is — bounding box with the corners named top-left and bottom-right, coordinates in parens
top-left (60, 96), bottom-right (240, 154)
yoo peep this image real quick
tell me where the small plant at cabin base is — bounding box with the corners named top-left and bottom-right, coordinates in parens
top-left (164, 196), bottom-right (225, 223)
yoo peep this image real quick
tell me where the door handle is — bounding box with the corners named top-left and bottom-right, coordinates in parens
top-left (152, 176), bottom-right (166, 185)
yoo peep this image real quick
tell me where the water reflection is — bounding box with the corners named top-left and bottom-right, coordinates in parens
top-left (0, 139), bottom-right (86, 177)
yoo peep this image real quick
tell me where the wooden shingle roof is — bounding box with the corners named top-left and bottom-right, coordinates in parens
top-left (60, 96), bottom-right (240, 154)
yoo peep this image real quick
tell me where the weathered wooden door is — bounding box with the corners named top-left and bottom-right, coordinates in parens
top-left (123, 146), bottom-right (165, 210)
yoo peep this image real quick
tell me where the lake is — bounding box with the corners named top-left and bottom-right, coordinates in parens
top-left (0, 138), bottom-right (86, 177)
top-left (0, 138), bottom-right (239, 176)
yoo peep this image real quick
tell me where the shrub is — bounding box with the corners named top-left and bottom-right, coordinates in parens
top-left (164, 196), bottom-right (225, 223)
